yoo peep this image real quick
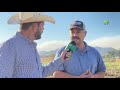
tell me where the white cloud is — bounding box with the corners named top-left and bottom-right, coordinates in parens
top-left (89, 35), bottom-right (120, 49)
top-left (37, 40), bottom-right (69, 52)
top-left (37, 35), bottom-right (120, 52)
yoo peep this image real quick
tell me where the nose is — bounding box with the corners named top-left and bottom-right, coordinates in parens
top-left (73, 33), bottom-right (77, 37)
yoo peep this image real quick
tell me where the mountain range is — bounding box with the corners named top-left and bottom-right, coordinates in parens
top-left (39, 47), bottom-right (118, 57)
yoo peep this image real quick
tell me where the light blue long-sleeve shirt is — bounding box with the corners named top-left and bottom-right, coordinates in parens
top-left (0, 32), bottom-right (63, 78)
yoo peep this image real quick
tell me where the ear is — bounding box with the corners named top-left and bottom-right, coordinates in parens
top-left (31, 23), bottom-right (37, 32)
top-left (69, 30), bottom-right (72, 36)
top-left (84, 31), bottom-right (87, 36)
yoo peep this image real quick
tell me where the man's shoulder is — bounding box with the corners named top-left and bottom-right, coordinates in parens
top-left (0, 35), bottom-right (17, 48)
top-left (87, 45), bottom-right (103, 59)
top-left (88, 45), bottom-right (100, 53)
top-left (1, 38), bottom-right (14, 45)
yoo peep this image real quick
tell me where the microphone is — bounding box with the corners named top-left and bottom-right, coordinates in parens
top-left (64, 41), bottom-right (77, 59)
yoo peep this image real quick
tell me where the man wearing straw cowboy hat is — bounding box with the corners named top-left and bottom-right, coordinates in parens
top-left (0, 12), bottom-right (71, 78)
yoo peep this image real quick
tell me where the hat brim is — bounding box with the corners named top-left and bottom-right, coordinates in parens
top-left (8, 13), bottom-right (55, 24)
top-left (70, 26), bottom-right (84, 30)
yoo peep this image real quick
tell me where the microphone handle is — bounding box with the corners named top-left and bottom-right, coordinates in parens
top-left (64, 49), bottom-right (71, 60)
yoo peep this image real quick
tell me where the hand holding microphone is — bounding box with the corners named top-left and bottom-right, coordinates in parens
top-left (61, 41), bottom-right (77, 61)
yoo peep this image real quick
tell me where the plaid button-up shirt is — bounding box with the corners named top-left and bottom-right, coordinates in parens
top-left (0, 32), bottom-right (63, 78)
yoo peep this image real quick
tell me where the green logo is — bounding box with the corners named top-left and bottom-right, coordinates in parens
top-left (104, 20), bottom-right (109, 25)
top-left (67, 43), bottom-right (77, 53)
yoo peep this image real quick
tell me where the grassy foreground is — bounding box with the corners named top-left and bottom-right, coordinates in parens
top-left (105, 59), bottom-right (120, 78)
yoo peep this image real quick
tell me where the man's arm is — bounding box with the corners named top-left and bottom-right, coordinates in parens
top-left (93, 72), bottom-right (105, 78)
top-left (52, 71), bottom-right (78, 78)
top-left (52, 70), bottom-right (89, 78)
top-left (95, 51), bottom-right (106, 78)
top-left (42, 49), bottom-right (71, 78)
top-left (52, 70), bottom-right (105, 78)
top-left (0, 41), bottom-right (16, 78)
top-left (84, 51), bottom-right (106, 78)
top-left (83, 70), bottom-right (105, 78)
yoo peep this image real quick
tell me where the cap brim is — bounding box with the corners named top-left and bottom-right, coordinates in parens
top-left (70, 26), bottom-right (83, 30)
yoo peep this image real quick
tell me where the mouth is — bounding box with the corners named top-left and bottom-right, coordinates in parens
top-left (73, 37), bottom-right (79, 40)
top-left (72, 37), bottom-right (79, 42)
top-left (73, 38), bottom-right (79, 42)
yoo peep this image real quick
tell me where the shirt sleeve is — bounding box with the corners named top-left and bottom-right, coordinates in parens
top-left (54, 48), bottom-right (65, 71)
top-left (42, 56), bottom-right (63, 78)
top-left (42, 47), bottom-right (65, 78)
top-left (0, 41), bottom-right (16, 78)
top-left (97, 51), bottom-right (106, 72)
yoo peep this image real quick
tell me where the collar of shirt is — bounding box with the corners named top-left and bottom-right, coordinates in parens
top-left (77, 41), bottom-right (90, 54)
top-left (16, 32), bottom-right (37, 47)
top-left (84, 41), bottom-right (90, 51)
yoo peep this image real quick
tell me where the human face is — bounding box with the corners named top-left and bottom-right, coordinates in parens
top-left (34, 22), bottom-right (44, 40)
top-left (70, 28), bottom-right (86, 46)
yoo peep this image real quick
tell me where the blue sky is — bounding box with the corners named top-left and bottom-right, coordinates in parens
top-left (0, 12), bottom-right (120, 51)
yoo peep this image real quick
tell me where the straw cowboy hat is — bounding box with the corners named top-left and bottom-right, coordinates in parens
top-left (8, 12), bottom-right (55, 24)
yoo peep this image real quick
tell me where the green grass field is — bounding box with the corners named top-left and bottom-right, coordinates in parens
top-left (41, 55), bottom-right (120, 78)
